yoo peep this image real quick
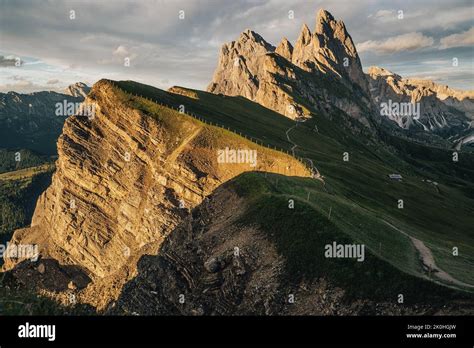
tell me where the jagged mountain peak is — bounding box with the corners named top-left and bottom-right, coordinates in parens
top-left (235, 28), bottom-right (274, 51)
top-left (314, 9), bottom-right (360, 68)
top-left (275, 37), bottom-right (293, 60)
top-left (367, 65), bottom-right (473, 138)
top-left (367, 66), bottom-right (405, 84)
top-left (240, 28), bottom-right (261, 41)
top-left (317, 8), bottom-right (334, 20)
top-left (301, 23), bottom-right (312, 38)
top-left (315, 8), bottom-right (337, 33)
top-left (278, 36), bottom-right (291, 45)
top-left (368, 66), bottom-right (474, 101)
top-left (314, 9), bottom-right (355, 50)
top-left (208, 8), bottom-right (371, 124)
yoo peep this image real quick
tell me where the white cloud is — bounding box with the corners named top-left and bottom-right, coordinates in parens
top-left (113, 45), bottom-right (130, 57)
top-left (368, 5), bottom-right (473, 32)
top-left (0, 78), bottom-right (33, 92)
top-left (368, 9), bottom-right (395, 20)
top-left (439, 27), bottom-right (474, 49)
top-left (375, 9), bottom-right (394, 17)
top-left (421, 60), bottom-right (450, 65)
top-left (357, 32), bottom-right (434, 54)
top-left (403, 67), bottom-right (474, 88)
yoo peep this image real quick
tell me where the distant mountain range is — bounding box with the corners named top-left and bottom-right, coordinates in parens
top-left (0, 82), bottom-right (90, 154)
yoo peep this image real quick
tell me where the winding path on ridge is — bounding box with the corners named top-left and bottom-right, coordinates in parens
top-left (285, 123), bottom-right (324, 183)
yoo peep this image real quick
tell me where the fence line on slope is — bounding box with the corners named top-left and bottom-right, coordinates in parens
top-left (110, 82), bottom-right (316, 177)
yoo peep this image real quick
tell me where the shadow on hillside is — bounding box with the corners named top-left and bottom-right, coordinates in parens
top-left (2, 257), bottom-right (91, 293)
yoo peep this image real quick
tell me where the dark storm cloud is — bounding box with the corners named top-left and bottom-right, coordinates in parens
top-left (0, 55), bottom-right (20, 66)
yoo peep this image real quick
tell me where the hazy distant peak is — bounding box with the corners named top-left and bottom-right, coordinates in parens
top-left (65, 82), bottom-right (91, 98)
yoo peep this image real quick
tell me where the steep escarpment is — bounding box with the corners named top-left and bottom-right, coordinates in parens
top-left (3, 79), bottom-right (310, 309)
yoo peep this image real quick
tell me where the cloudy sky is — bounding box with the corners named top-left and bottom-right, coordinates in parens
top-left (0, 0), bottom-right (473, 93)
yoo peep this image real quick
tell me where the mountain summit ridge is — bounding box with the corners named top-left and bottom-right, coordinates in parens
top-left (208, 8), bottom-right (372, 126)
top-left (64, 82), bottom-right (91, 98)
top-left (208, 8), bottom-right (473, 148)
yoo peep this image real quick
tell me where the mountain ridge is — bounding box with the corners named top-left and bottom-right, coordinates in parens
top-left (2, 9), bottom-right (474, 315)
top-left (4, 78), bottom-right (474, 313)
top-left (207, 9), bottom-right (473, 149)
top-left (207, 9), bottom-right (372, 127)
top-left (3, 79), bottom-right (311, 309)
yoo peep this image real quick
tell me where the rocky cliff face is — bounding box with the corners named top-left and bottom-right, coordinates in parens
top-left (400, 78), bottom-right (474, 119)
top-left (292, 10), bottom-right (369, 94)
top-left (207, 9), bottom-right (372, 126)
top-left (109, 184), bottom-right (355, 315)
top-left (208, 29), bottom-right (275, 101)
top-left (3, 79), bottom-right (310, 309)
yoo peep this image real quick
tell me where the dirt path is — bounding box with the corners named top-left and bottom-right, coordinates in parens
top-left (285, 123), bottom-right (323, 182)
top-left (382, 220), bottom-right (474, 288)
top-left (166, 127), bottom-right (201, 164)
top-left (285, 125), bottom-right (298, 157)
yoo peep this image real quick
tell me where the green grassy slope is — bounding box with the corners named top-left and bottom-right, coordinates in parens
top-left (110, 80), bottom-right (474, 290)
top-left (97, 81), bottom-right (310, 178)
top-left (0, 164), bottom-right (54, 244)
top-left (115, 81), bottom-right (297, 150)
top-left (233, 172), bottom-right (469, 303)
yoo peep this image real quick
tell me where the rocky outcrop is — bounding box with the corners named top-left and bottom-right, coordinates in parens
top-left (3, 79), bottom-right (310, 309)
top-left (404, 78), bottom-right (474, 118)
top-left (207, 9), bottom-right (372, 126)
top-left (65, 82), bottom-right (91, 98)
top-left (275, 38), bottom-right (293, 61)
top-left (109, 184), bottom-right (355, 315)
top-left (292, 9), bottom-right (369, 94)
top-left (207, 29), bottom-right (275, 101)
top-left (207, 8), bottom-right (473, 148)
